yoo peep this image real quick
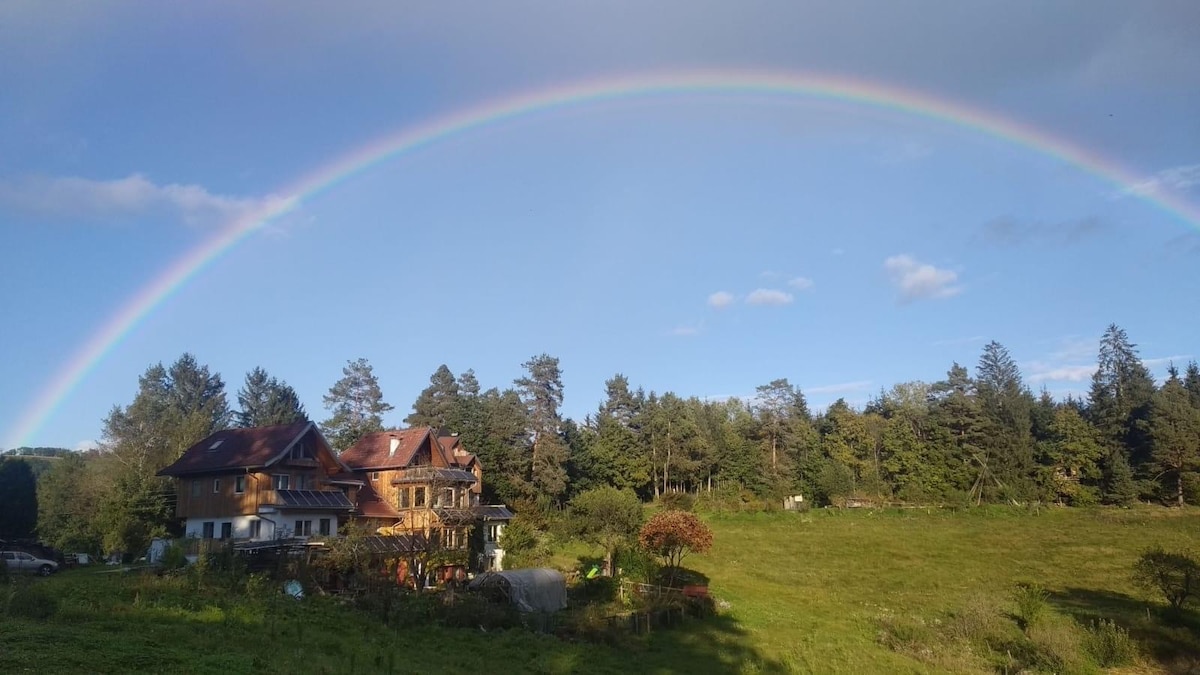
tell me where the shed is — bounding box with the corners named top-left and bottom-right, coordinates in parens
top-left (468, 568), bottom-right (568, 613)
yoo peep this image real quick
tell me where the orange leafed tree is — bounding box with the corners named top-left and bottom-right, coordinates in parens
top-left (638, 510), bottom-right (713, 584)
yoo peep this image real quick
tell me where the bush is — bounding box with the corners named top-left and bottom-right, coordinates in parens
top-left (160, 543), bottom-right (188, 571)
top-left (437, 593), bottom-right (520, 631)
top-left (614, 546), bottom-right (658, 584)
top-left (944, 594), bottom-right (1004, 645)
top-left (1013, 582), bottom-right (1050, 631)
top-left (1026, 618), bottom-right (1096, 674)
top-left (1132, 546), bottom-right (1199, 611)
top-left (1085, 619), bottom-right (1136, 668)
top-left (656, 492), bottom-right (695, 512)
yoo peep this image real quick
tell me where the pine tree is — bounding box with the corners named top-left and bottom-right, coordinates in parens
top-left (1148, 372), bottom-right (1200, 506)
top-left (236, 367), bottom-right (306, 427)
top-left (321, 358), bottom-right (393, 452)
top-left (515, 354), bottom-right (569, 504)
top-left (929, 363), bottom-right (985, 502)
top-left (753, 378), bottom-right (811, 490)
top-left (576, 375), bottom-right (649, 493)
top-left (404, 365), bottom-right (460, 429)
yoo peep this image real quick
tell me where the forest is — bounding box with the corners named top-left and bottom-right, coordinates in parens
top-left (3, 323), bottom-right (1199, 559)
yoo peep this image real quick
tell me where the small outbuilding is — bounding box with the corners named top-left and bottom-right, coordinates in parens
top-left (468, 568), bottom-right (568, 613)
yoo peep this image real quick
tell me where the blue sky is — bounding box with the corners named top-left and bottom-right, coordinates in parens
top-left (2, 1), bottom-right (1198, 450)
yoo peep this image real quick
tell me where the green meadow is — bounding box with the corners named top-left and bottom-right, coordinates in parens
top-left (2, 507), bottom-right (1198, 674)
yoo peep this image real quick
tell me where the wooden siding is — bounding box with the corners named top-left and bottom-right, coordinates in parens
top-left (174, 467), bottom-right (339, 519)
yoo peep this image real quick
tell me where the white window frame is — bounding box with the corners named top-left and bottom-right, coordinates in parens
top-left (212, 478), bottom-right (221, 494)
top-left (273, 474), bottom-right (290, 491)
top-left (249, 520), bottom-right (262, 539)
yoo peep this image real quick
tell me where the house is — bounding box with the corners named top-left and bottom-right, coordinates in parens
top-left (338, 428), bottom-right (513, 568)
top-left (158, 422), bottom-right (513, 569)
top-left (157, 421), bottom-right (358, 541)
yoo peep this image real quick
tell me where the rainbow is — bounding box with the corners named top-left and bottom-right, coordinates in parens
top-left (8, 69), bottom-right (1199, 448)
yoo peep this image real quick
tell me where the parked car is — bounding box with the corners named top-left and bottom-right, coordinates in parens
top-left (1, 550), bottom-right (59, 576)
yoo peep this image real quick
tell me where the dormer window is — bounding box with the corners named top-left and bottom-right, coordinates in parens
top-left (370, 471), bottom-right (380, 481)
top-left (289, 442), bottom-right (309, 460)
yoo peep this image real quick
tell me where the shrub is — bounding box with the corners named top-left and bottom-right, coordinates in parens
top-left (1085, 619), bottom-right (1136, 668)
top-left (160, 543), bottom-right (188, 571)
top-left (944, 594), bottom-right (1004, 645)
top-left (656, 492), bottom-right (695, 512)
top-left (1013, 582), bottom-right (1050, 631)
top-left (1133, 546), bottom-right (1199, 611)
top-left (638, 510), bottom-right (713, 588)
top-left (614, 546), bottom-right (658, 585)
top-left (1026, 618), bottom-right (1095, 674)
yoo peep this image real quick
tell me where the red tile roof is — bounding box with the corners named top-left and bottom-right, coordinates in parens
top-left (339, 428), bottom-right (432, 470)
top-left (355, 481), bottom-right (402, 520)
top-left (157, 421), bottom-right (314, 477)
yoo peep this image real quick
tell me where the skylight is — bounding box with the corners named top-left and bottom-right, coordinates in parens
top-left (207, 439), bottom-right (225, 451)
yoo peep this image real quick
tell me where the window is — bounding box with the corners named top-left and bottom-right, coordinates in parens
top-left (486, 524), bottom-right (499, 543)
top-left (370, 471), bottom-right (380, 481)
top-left (234, 476), bottom-right (245, 494)
top-left (190, 480), bottom-right (201, 498)
top-left (212, 478), bottom-right (221, 494)
top-left (297, 474), bottom-right (312, 489)
top-left (249, 520), bottom-right (262, 539)
top-left (318, 518), bottom-right (331, 536)
top-left (1, 552), bottom-right (14, 561)
top-left (202, 522), bottom-right (215, 539)
top-left (273, 474), bottom-right (289, 490)
top-left (436, 488), bottom-right (454, 507)
top-left (220, 522), bottom-right (232, 540)
top-left (398, 487), bottom-right (410, 509)
top-left (289, 441), bottom-right (309, 460)
top-left (414, 486), bottom-right (426, 507)
top-left (294, 520), bottom-right (312, 536)
top-left (207, 439), bottom-right (224, 451)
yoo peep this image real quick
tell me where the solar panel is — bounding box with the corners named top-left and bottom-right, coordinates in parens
top-left (274, 489), bottom-right (354, 509)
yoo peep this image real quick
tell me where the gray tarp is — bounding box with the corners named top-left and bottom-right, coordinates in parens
top-left (468, 568), bottom-right (568, 613)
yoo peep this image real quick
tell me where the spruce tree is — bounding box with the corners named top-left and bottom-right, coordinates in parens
top-left (236, 367), bottom-right (306, 427)
top-left (975, 341), bottom-right (1036, 500)
top-left (0, 459), bottom-right (38, 539)
top-left (404, 364), bottom-right (460, 429)
top-left (1088, 324), bottom-right (1156, 465)
top-left (1148, 371), bottom-right (1200, 506)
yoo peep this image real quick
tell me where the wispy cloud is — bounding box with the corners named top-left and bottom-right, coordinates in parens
top-left (669, 324), bottom-right (702, 337)
top-left (883, 254), bottom-right (962, 302)
top-left (787, 276), bottom-right (815, 291)
top-left (979, 216), bottom-right (1107, 246)
top-left (806, 380), bottom-right (873, 395)
top-left (1142, 355), bottom-right (1193, 368)
top-left (0, 173), bottom-right (287, 227)
top-left (1120, 163), bottom-right (1200, 198)
top-left (1027, 364), bottom-right (1096, 383)
top-left (75, 439), bottom-right (99, 452)
top-left (707, 291), bottom-right (735, 309)
top-left (745, 288), bottom-right (794, 306)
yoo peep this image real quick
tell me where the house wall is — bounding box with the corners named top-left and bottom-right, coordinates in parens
top-left (174, 465), bottom-right (339, 520)
top-left (183, 511), bottom-right (341, 541)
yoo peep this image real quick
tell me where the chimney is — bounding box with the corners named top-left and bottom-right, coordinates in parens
top-left (389, 437), bottom-right (400, 457)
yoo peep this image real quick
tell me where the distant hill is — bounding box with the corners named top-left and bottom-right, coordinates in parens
top-left (2, 447), bottom-right (74, 458)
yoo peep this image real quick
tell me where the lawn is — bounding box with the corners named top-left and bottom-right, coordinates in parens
top-left (2, 507), bottom-right (1197, 674)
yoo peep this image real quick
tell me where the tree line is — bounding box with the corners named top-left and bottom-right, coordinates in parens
top-left (8, 323), bottom-right (1199, 559)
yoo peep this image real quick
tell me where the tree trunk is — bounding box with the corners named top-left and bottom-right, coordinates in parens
top-left (1178, 471), bottom-right (1185, 507)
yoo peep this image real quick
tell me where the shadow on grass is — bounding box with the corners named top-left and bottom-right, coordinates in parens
top-left (1049, 587), bottom-right (1200, 670)
top-left (638, 611), bottom-right (790, 674)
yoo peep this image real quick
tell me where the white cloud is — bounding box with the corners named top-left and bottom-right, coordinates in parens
top-left (1142, 355), bottom-right (1193, 368)
top-left (707, 291), bottom-right (735, 309)
top-left (787, 276), bottom-right (815, 291)
top-left (1027, 364), bottom-right (1096, 383)
top-left (806, 380), bottom-right (873, 395)
top-left (745, 288), bottom-right (794, 306)
top-left (75, 439), bottom-right (99, 452)
top-left (0, 173), bottom-right (288, 227)
top-left (1120, 163), bottom-right (1200, 198)
top-left (669, 324), bottom-right (702, 337)
top-left (883, 254), bottom-right (962, 302)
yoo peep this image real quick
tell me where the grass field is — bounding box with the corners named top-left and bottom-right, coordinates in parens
top-left (2, 507), bottom-right (1198, 674)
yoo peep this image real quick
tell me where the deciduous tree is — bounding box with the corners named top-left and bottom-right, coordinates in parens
top-left (567, 486), bottom-right (643, 575)
top-left (0, 459), bottom-right (38, 539)
top-left (638, 510), bottom-right (713, 587)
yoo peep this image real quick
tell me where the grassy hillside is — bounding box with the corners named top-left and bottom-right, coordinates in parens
top-left (2, 507), bottom-right (1197, 674)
